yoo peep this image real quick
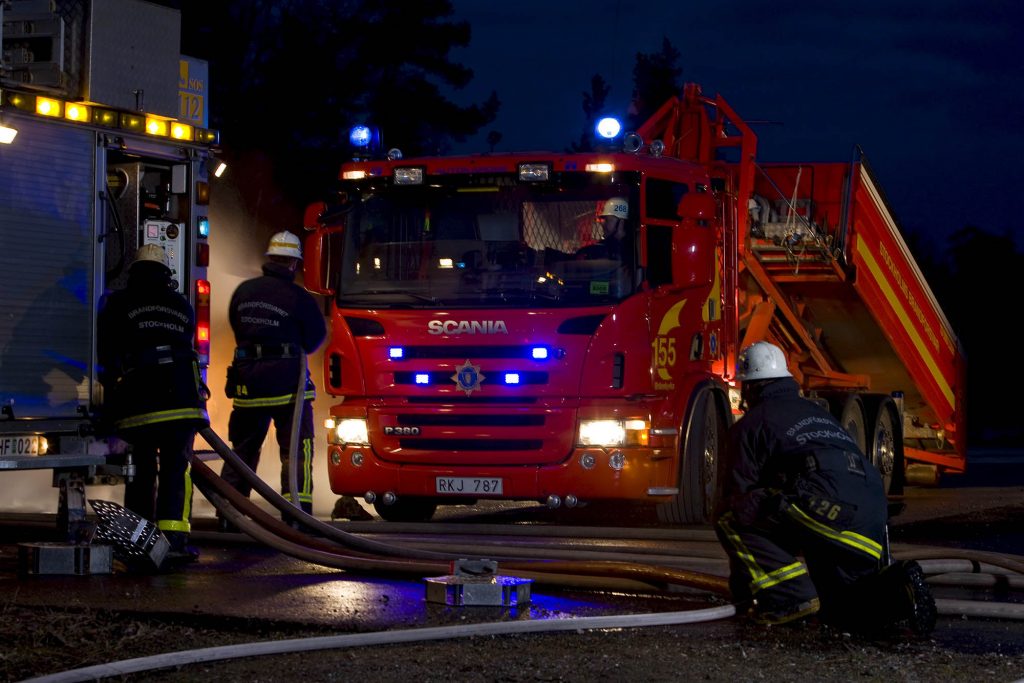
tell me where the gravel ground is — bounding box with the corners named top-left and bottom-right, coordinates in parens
top-left (2, 601), bottom-right (1023, 682)
top-left (3, 496), bottom-right (1023, 682)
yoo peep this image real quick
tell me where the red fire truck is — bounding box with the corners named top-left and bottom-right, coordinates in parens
top-left (302, 83), bottom-right (964, 523)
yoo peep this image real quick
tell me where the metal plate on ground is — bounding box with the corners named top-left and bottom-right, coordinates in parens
top-left (424, 574), bottom-right (532, 606)
top-left (90, 499), bottom-right (169, 567)
top-left (18, 542), bottom-right (113, 575)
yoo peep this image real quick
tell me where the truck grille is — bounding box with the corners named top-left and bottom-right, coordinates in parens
top-left (397, 414), bottom-right (544, 427)
top-left (399, 438), bottom-right (544, 451)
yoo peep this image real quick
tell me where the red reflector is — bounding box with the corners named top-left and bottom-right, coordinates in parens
top-left (196, 242), bottom-right (210, 267)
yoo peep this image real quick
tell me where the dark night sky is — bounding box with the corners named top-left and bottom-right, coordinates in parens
top-left (447, 0), bottom-right (1024, 247)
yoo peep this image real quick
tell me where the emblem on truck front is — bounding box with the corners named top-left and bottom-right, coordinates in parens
top-left (452, 359), bottom-right (485, 396)
top-left (428, 320), bottom-right (508, 335)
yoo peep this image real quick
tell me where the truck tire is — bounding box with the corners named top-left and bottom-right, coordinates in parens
top-left (835, 395), bottom-right (867, 454)
top-left (657, 390), bottom-right (726, 525)
top-left (865, 396), bottom-right (904, 495)
top-left (373, 498), bottom-right (438, 523)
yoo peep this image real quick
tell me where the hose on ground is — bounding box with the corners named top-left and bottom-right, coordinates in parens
top-left (22, 604), bottom-right (738, 683)
top-left (935, 599), bottom-right (1024, 620)
top-left (193, 457), bottom-right (733, 595)
top-left (894, 547), bottom-right (1024, 576)
top-left (199, 426), bottom-right (451, 560)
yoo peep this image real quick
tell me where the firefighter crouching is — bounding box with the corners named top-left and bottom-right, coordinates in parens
top-left (97, 244), bottom-right (209, 563)
top-left (714, 341), bottom-right (935, 634)
top-left (220, 231), bottom-right (326, 528)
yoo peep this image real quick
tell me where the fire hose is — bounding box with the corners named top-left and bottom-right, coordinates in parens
top-left (192, 445), bottom-right (733, 594)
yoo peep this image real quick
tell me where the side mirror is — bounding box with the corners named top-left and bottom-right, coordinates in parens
top-left (303, 201), bottom-right (327, 231)
top-left (302, 226), bottom-right (344, 296)
top-left (676, 193), bottom-right (717, 224)
top-left (671, 193), bottom-right (718, 288)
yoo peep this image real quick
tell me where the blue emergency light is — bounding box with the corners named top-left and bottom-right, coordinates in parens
top-left (350, 125), bottom-right (373, 148)
top-left (595, 117), bottom-right (622, 139)
top-left (389, 347), bottom-right (404, 359)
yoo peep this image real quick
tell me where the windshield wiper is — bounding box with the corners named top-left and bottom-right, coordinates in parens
top-left (338, 290), bottom-right (441, 305)
top-left (476, 287), bottom-right (559, 302)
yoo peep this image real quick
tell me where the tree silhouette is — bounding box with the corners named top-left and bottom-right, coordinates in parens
top-left (180, 0), bottom-right (499, 209)
top-left (938, 226), bottom-right (1023, 443)
top-left (571, 38), bottom-right (683, 149)
top-left (627, 37), bottom-right (683, 130)
top-left (568, 74), bottom-right (612, 152)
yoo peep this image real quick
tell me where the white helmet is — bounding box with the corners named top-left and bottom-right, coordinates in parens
top-left (600, 197), bottom-right (629, 219)
top-left (133, 243), bottom-right (170, 270)
top-left (266, 231), bottom-right (302, 259)
top-left (736, 341), bottom-right (792, 381)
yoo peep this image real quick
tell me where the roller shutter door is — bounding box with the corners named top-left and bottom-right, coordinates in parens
top-left (0, 117), bottom-right (96, 418)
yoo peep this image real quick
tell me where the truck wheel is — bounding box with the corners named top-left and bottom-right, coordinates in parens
top-left (866, 397), bottom-right (903, 495)
top-left (869, 404), bottom-right (897, 494)
top-left (657, 390), bottom-right (726, 525)
top-left (373, 498), bottom-right (438, 522)
top-left (836, 395), bottom-right (867, 454)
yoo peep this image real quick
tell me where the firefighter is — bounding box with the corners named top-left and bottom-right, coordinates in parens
top-left (97, 244), bottom-right (209, 563)
top-left (715, 341), bottom-right (935, 633)
top-left (578, 197), bottom-right (629, 261)
top-left (221, 231), bottom-right (326, 528)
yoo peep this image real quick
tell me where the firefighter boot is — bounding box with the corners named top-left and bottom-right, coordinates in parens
top-left (162, 531), bottom-right (200, 566)
top-left (893, 560), bottom-right (937, 635)
top-left (831, 560), bottom-right (936, 636)
top-left (750, 597), bottom-right (821, 626)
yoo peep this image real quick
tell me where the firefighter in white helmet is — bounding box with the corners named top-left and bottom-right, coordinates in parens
top-left (715, 341), bottom-right (935, 634)
top-left (97, 243), bottom-right (209, 565)
top-left (220, 231), bottom-right (326, 529)
top-left (576, 196), bottom-right (630, 262)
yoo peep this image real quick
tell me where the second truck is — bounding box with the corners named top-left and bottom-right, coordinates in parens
top-left (302, 83), bottom-right (965, 523)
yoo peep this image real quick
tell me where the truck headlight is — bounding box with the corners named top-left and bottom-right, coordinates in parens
top-left (328, 418), bottom-right (369, 445)
top-left (577, 419), bottom-right (649, 447)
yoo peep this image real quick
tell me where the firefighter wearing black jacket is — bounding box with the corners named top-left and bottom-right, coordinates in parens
top-left (221, 231), bottom-right (326, 522)
top-left (97, 244), bottom-right (209, 562)
top-left (715, 342), bottom-right (934, 632)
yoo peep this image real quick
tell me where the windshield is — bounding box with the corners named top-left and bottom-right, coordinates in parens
top-left (334, 173), bottom-right (641, 308)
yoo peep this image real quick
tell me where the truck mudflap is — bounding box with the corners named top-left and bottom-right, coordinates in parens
top-left (326, 443), bottom-right (679, 503)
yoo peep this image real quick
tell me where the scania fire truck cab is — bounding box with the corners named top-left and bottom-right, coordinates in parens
top-left (306, 149), bottom-right (727, 524)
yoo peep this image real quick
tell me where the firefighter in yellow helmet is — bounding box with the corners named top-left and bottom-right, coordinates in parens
top-left (220, 231), bottom-right (326, 529)
top-left (97, 243), bottom-right (209, 565)
top-left (715, 341), bottom-right (935, 634)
